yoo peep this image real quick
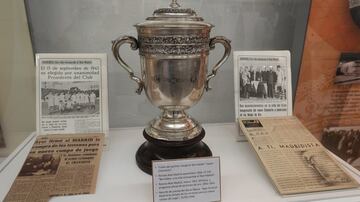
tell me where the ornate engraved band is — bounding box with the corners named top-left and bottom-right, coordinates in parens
top-left (139, 36), bottom-right (209, 44)
top-left (140, 44), bottom-right (209, 55)
top-left (139, 35), bottom-right (210, 55)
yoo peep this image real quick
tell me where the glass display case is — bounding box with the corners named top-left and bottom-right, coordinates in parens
top-left (11, 1), bottom-right (360, 202)
top-left (0, 0), bottom-right (311, 160)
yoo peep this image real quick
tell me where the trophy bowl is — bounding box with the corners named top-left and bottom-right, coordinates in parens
top-left (112, 0), bottom-right (231, 174)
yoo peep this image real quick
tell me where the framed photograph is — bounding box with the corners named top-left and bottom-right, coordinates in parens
top-left (234, 51), bottom-right (292, 120)
top-left (36, 54), bottom-right (109, 138)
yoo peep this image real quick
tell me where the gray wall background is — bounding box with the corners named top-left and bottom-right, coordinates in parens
top-left (25, 0), bottom-right (310, 128)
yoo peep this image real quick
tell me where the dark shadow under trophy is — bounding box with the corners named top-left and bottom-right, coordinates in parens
top-left (112, 0), bottom-right (231, 175)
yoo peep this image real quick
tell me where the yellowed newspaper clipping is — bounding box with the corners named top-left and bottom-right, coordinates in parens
top-left (238, 116), bottom-right (359, 195)
top-left (36, 54), bottom-right (109, 138)
top-left (4, 133), bottom-right (104, 202)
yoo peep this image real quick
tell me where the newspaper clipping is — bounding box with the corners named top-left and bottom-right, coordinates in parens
top-left (4, 133), bottom-right (104, 202)
top-left (234, 51), bottom-right (292, 119)
top-left (238, 116), bottom-right (359, 195)
top-left (36, 54), bottom-right (108, 136)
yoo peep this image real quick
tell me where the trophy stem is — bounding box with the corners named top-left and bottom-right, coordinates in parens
top-left (161, 108), bottom-right (187, 120)
top-left (145, 108), bottom-right (203, 141)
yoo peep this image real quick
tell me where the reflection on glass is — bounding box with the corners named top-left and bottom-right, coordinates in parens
top-left (24, 0), bottom-right (310, 128)
top-left (0, 0), bottom-right (35, 160)
top-left (0, 0), bottom-right (311, 162)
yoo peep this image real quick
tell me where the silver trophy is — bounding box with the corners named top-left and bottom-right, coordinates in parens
top-left (112, 0), bottom-right (231, 174)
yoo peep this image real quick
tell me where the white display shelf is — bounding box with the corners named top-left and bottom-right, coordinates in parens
top-left (1, 123), bottom-right (360, 202)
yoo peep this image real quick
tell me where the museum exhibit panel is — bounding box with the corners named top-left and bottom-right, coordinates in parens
top-left (3, 0), bottom-right (360, 201)
top-left (294, 0), bottom-right (360, 172)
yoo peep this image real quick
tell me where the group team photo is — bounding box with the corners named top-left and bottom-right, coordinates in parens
top-left (41, 81), bottom-right (100, 116)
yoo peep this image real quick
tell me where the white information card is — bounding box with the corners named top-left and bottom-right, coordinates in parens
top-left (152, 157), bottom-right (221, 202)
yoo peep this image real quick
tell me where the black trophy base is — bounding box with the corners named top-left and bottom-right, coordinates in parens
top-left (135, 129), bottom-right (212, 175)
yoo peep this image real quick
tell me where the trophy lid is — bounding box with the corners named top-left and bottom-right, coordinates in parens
top-left (136, 0), bottom-right (213, 28)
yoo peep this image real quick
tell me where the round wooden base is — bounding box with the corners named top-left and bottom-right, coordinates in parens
top-left (135, 129), bottom-right (212, 175)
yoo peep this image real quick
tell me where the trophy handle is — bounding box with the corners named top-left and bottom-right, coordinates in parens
top-left (205, 36), bottom-right (231, 91)
top-left (112, 36), bottom-right (144, 95)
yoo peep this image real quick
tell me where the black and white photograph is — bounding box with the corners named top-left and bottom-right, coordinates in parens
top-left (322, 126), bottom-right (360, 171)
top-left (234, 51), bottom-right (292, 119)
top-left (41, 81), bottom-right (100, 116)
top-left (19, 154), bottom-right (61, 176)
top-left (242, 120), bottom-right (263, 128)
top-left (239, 64), bottom-right (287, 100)
top-left (335, 53), bottom-right (360, 85)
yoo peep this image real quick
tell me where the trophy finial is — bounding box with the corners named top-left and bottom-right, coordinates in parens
top-left (170, 0), bottom-right (181, 8)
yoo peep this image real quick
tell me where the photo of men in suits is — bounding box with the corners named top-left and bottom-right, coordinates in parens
top-left (239, 64), bottom-right (286, 100)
